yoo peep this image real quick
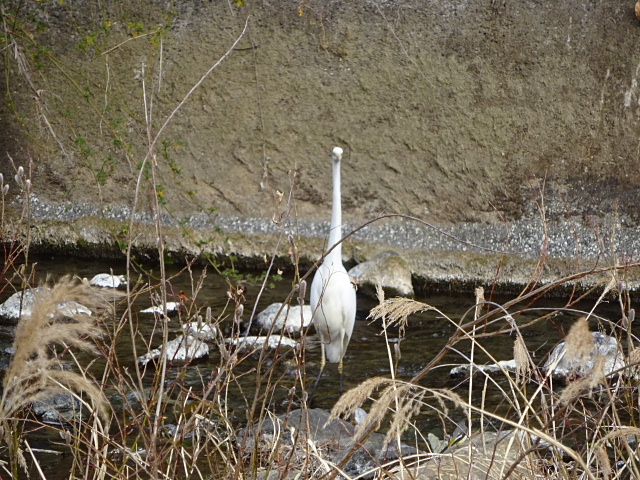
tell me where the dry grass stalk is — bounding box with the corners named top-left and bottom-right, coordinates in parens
top-left (627, 346), bottom-right (640, 378)
top-left (355, 382), bottom-right (414, 443)
top-left (474, 286), bottom-right (484, 319)
top-left (600, 426), bottom-right (640, 444)
top-left (439, 388), bottom-right (466, 410)
top-left (628, 346), bottom-right (640, 365)
top-left (593, 444), bottom-right (612, 478)
top-left (329, 376), bottom-right (391, 424)
top-left (563, 317), bottom-right (594, 372)
top-left (559, 355), bottom-right (607, 405)
top-left (358, 382), bottom-right (414, 431)
top-left (368, 297), bottom-right (434, 333)
top-left (513, 336), bottom-right (529, 385)
top-left (589, 355), bottom-right (607, 388)
top-left (558, 378), bottom-right (590, 405)
top-left (384, 391), bottom-right (422, 450)
top-left (375, 283), bottom-right (385, 306)
top-left (1, 276), bottom-right (115, 424)
top-left (342, 378), bottom-right (465, 453)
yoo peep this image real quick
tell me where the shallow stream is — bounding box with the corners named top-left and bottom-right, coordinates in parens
top-left (0, 254), bottom-right (630, 477)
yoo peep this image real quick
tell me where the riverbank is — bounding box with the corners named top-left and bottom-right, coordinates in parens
top-left (11, 193), bottom-right (639, 296)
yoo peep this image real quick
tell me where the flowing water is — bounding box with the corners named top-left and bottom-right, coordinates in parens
top-left (0, 255), bottom-right (629, 477)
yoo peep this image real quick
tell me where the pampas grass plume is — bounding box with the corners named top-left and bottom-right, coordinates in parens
top-left (1, 276), bottom-right (116, 424)
top-left (564, 316), bottom-right (594, 372)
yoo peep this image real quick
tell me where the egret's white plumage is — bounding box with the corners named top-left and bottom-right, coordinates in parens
top-left (310, 147), bottom-right (357, 370)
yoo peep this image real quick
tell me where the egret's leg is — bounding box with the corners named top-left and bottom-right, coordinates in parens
top-left (338, 358), bottom-right (344, 393)
top-left (309, 344), bottom-right (326, 405)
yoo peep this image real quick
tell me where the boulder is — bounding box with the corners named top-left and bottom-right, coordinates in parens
top-left (225, 335), bottom-right (298, 350)
top-left (544, 332), bottom-right (624, 378)
top-left (237, 408), bottom-right (421, 479)
top-left (140, 301), bottom-right (181, 316)
top-left (182, 321), bottom-right (217, 341)
top-left (450, 359), bottom-right (517, 377)
top-left (396, 430), bottom-right (543, 480)
top-left (451, 333), bottom-right (625, 380)
top-left (32, 391), bottom-right (83, 424)
top-left (349, 250), bottom-right (414, 297)
top-left (255, 303), bottom-right (312, 334)
top-left (89, 273), bottom-right (126, 288)
top-left (0, 288), bottom-right (90, 320)
top-left (138, 335), bottom-right (209, 365)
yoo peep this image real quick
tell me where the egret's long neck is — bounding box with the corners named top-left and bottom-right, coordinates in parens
top-left (327, 158), bottom-right (342, 264)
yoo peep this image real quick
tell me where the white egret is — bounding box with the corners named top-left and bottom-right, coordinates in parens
top-left (310, 146), bottom-right (357, 386)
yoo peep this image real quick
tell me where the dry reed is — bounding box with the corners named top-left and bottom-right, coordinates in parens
top-left (1, 276), bottom-right (116, 425)
top-left (368, 296), bottom-right (435, 334)
top-left (563, 316), bottom-right (595, 373)
top-left (328, 376), bottom-right (390, 425)
top-left (513, 336), bottom-right (529, 385)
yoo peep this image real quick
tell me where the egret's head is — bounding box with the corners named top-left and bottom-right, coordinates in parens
top-left (332, 147), bottom-right (343, 162)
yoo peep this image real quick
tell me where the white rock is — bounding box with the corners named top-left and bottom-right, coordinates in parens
top-left (428, 432), bottom-right (449, 453)
top-left (450, 359), bottom-right (517, 377)
top-left (451, 333), bottom-right (626, 380)
top-left (226, 335), bottom-right (299, 350)
top-left (0, 288), bottom-right (91, 320)
top-left (353, 408), bottom-right (368, 426)
top-left (57, 301), bottom-right (92, 317)
top-left (0, 289), bottom-right (40, 319)
top-left (138, 335), bottom-right (209, 366)
top-left (90, 274), bottom-right (127, 288)
top-left (544, 332), bottom-right (624, 378)
top-left (140, 302), bottom-right (180, 315)
top-left (255, 303), bottom-right (312, 334)
top-left (182, 321), bottom-right (217, 341)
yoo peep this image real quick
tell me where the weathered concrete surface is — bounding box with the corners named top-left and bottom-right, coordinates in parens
top-left (2, 0), bottom-right (640, 291)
